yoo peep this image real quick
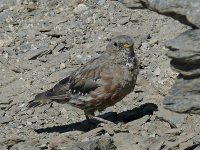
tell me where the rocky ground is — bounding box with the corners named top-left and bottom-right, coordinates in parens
top-left (0, 0), bottom-right (199, 149)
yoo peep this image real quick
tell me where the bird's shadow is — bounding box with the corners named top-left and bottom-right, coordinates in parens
top-left (34, 103), bottom-right (158, 133)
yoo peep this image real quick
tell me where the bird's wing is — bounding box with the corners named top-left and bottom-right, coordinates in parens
top-left (44, 57), bottom-right (107, 100)
top-left (28, 57), bottom-right (105, 107)
top-left (45, 57), bottom-right (126, 109)
top-left (67, 61), bottom-right (127, 111)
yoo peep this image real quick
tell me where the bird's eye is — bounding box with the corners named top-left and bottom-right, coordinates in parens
top-left (114, 42), bottom-right (118, 47)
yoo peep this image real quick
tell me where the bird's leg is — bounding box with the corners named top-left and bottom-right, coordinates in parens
top-left (85, 112), bottom-right (94, 122)
top-left (84, 111), bottom-right (94, 122)
top-left (84, 111), bottom-right (97, 129)
top-left (85, 111), bottom-right (114, 124)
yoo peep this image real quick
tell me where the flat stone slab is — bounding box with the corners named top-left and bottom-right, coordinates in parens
top-left (166, 29), bottom-right (200, 78)
top-left (164, 77), bottom-right (200, 114)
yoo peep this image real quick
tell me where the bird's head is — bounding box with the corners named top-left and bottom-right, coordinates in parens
top-left (106, 35), bottom-right (134, 56)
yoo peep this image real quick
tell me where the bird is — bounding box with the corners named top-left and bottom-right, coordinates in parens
top-left (28, 35), bottom-right (139, 124)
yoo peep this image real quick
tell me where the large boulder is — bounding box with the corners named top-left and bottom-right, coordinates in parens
top-left (118, 0), bottom-right (200, 114)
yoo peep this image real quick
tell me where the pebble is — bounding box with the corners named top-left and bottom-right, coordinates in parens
top-left (96, 0), bottom-right (106, 6)
top-left (73, 4), bottom-right (89, 14)
top-left (0, 110), bottom-right (5, 117)
top-left (117, 16), bottom-right (130, 25)
top-left (149, 39), bottom-right (158, 46)
top-left (54, 43), bottom-right (66, 53)
top-left (60, 63), bottom-right (66, 69)
top-left (154, 67), bottom-right (161, 76)
top-left (27, 121), bottom-right (32, 125)
top-left (0, 117), bottom-right (13, 124)
top-left (193, 135), bottom-right (200, 144)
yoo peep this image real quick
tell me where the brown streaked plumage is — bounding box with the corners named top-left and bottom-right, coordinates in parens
top-left (28, 35), bottom-right (139, 124)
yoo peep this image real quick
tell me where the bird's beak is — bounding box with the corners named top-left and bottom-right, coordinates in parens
top-left (123, 43), bottom-right (131, 48)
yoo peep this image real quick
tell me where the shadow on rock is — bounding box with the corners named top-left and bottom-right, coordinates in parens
top-left (118, 103), bottom-right (158, 122)
top-left (184, 144), bottom-right (200, 150)
top-left (34, 103), bottom-right (158, 133)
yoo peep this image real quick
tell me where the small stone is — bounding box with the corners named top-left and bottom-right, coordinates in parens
top-left (27, 121), bottom-right (32, 125)
top-left (79, 127), bottom-right (105, 140)
top-left (73, 4), bottom-right (88, 14)
top-left (154, 67), bottom-right (161, 76)
top-left (103, 124), bottom-right (114, 136)
top-left (45, 108), bottom-right (60, 117)
top-left (113, 133), bottom-right (139, 149)
top-left (149, 39), bottom-right (158, 46)
top-left (54, 43), bottom-right (65, 53)
top-left (49, 134), bottom-right (72, 149)
top-left (164, 129), bottom-right (182, 135)
top-left (19, 103), bottom-right (25, 108)
top-left (117, 16), bottom-right (130, 25)
top-left (60, 108), bottom-right (69, 119)
top-left (60, 63), bottom-right (66, 69)
top-left (3, 53), bottom-right (9, 59)
top-left (0, 117), bottom-right (13, 124)
top-left (26, 109), bottom-right (34, 115)
top-left (76, 135), bottom-right (115, 150)
top-left (96, 0), bottom-right (106, 6)
top-left (130, 14), bottom-right (139, 22)
top-left (193, 135), bottom-right (200, 144)
top-left (156, 109), bottom-right (187, 128)
top-left (0, 110), bottom-right (5, 117)
top-left (0, 99), bottom-right (13, 105)
top-left (18, 125), bottom-right (23, 129)
top-left (0, 137), bottom-right (24, 149)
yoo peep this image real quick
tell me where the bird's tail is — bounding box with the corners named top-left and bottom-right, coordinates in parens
top-left (27, 92), bottom-right (51, 108)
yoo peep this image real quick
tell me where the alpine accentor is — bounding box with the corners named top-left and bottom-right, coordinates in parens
top-left (28, 35), bottom-right (139, 123)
